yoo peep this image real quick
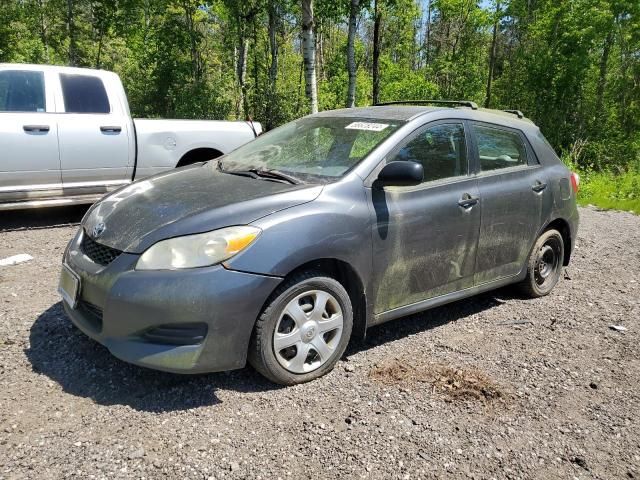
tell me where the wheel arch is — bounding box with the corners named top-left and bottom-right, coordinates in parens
top-left (541, 217), bottom-right (572, 266)
top-left (264, 258), bottom-right (368, 343)
top-left (176, 147), bottom-right (224, 167)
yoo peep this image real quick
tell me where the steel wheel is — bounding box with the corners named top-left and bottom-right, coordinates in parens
top-left (519, 228), bottom-right (565, 298)
top-left (534, 237), bottom-right (562, 288)
top-left (273, 290), bottom-right (344, 374)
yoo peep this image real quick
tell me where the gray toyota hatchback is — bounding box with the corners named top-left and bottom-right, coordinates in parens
top-left (59, 101), bottom-right (579, 385)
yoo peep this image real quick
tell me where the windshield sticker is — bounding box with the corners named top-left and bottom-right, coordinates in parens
top-left (345, 122), bottom-right (389, 132)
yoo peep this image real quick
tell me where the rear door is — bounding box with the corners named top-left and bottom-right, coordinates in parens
top-left (471, 122), bottom-right (549, 284)
top-left (370, 121), bottom-right (481, 313)
top-left (0, 68), bottom-right (61, 200)
top-left (55, 72), bottom-right (132, 191)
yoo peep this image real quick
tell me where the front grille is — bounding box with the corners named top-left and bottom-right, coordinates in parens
top-left (81, 231), bottom-right (122, 266)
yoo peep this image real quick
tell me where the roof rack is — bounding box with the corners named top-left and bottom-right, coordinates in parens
top-left (374, 100), bottom-right (479, 110)
top-left (503, 109), bottom-right (524, 118)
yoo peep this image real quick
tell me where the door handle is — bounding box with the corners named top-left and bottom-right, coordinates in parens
top-left (23, 125), bottom-right (50, 133)
top-left (531, 181), bottom-right (547, 193)
top-left (100, 126), bottom-right (122, 133)
top-left (458, 194), bottom-right (479, 209)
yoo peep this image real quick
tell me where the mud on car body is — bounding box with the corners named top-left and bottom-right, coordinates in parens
top-left (59, 101), bottom-right (579, 385)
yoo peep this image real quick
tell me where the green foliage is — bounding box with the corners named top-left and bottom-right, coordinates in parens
top-left (0, 0), bottom-right (637, 186)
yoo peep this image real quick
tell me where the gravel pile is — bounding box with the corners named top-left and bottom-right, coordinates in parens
top-left (1, 206), bottom-right (639, 479)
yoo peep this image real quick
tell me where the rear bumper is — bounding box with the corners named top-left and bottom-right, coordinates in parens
top-left (62, 229), bottom-right (282, 373)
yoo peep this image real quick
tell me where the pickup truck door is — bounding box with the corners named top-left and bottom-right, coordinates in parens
top-left (0, 68), bottom-right (61, 201)
top-left (54, 72), bottom-right (133, 192)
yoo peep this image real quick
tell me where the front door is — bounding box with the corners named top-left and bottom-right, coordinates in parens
top-left (55, 72), bottom-right (132, 191)
top-left (370, 121), bottom-right (481, 314)
top-left (470, 122), bottom-right (548, 284)
top-left (0, 68), bottom-right (61, 201)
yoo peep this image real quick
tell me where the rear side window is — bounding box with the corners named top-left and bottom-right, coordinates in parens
top-left (473, 124), bottom-right (527, 171)
top-left (0, 70), bottom-right (46, 112)
top-left (60, 74), bottom-right (110, 113)
top-left (390, 123), bottom-right (468, 183)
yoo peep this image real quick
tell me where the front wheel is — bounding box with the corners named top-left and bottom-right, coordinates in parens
top-left (519, 229), bottom-right (565, 298)
top-left (248, 272), bottom-right (353, 385)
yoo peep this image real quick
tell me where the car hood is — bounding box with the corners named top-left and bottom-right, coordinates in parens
top-left (83, 162), bottom-right (323, 253)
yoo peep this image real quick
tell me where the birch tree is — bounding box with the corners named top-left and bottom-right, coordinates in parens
top-left (302, 0), bottom-right (318, 113)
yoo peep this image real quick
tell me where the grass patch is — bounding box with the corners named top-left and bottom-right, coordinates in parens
top-left (576, 169), bottom-right (640, 214)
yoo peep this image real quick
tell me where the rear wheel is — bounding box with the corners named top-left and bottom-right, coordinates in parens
top-left (248, 272), bottom-right (353, 385)
top-left (519, 229), bottom-right (564, 298)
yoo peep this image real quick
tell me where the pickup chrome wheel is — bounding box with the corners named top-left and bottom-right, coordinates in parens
top-left (520, 229), bottom-right (565, 298)
top-left (248, 272), bottom-right (353, 385)
top-left (273, 290), bottom-right (344, 374)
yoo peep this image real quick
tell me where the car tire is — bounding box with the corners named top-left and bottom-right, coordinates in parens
top-left (248, 271), bottom-right (353, 385)
top-left (519, 229), bottom-right (565, 298)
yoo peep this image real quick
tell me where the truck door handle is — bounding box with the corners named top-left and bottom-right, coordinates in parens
top-left (100, 126), bottom-right (122, 133)
top-left (531, 181), bottom-right (547, 193)
top-left (23, 125), bottom-right (50, 133)
top-left (458, 194), bottom-right (479, 209)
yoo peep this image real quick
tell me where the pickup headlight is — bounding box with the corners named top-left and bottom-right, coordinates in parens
top-left (136, 226), bottom-right (261, 270)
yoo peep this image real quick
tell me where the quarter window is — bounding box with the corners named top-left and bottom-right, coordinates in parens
top-left (390, 123), bottom-right (468, 183)
top-left (474, 125), bottom-right (527, 171)
top-left (60, 74), bottom-right (110, 114)
top-left (0, 70), bottom-right (46, 112)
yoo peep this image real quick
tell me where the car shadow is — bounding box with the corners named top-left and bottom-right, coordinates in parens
top-left (350, 286), bottom-right (521, 353)
top-left (27, 289), bottom-right (520, 412)
top-left (0, 205), bottom-right (89, 232)
top-left (25, 302), bottom-right (279, 412)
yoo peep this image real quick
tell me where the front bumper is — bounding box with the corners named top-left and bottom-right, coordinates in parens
top-left (62, 229), bottom-right (282, 374)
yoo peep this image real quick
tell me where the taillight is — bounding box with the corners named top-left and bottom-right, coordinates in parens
top-left (570, 172), bottom-right (580, 193)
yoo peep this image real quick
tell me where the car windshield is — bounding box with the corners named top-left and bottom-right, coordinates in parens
top-left (219, 116), bottom-right (404, 183)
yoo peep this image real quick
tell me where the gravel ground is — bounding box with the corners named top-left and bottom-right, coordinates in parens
top-left (0, 206), bottom-right (639, 479)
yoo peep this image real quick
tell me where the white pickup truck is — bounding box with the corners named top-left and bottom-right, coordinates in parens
top-left (0, 64), bottom-right (261, 210)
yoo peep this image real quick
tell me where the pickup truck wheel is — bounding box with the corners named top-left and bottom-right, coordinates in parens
top-left (248, 272), bottom-right (353, 385)
top-left (519, 229), bottom-right (564, 298)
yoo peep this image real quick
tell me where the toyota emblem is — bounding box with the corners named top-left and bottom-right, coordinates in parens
top-left (92, 222), bottom-right (106, 239)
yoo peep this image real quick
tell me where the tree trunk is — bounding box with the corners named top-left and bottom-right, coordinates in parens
top-left (484, 0), bottom-right (500, 108)
top-left (346, 0), bottom-right (360, 108)
top-left (424, 0), bottom-right (432, 64)
top-left (301, 0), bottom-right (318, 114)
top-left (67, 0), bottom-right (78, 66)
top-left (595, 30), bottom-right (613, 117)
top-left (38, 0), bottom-right (49, 62)
top-left (237, 36), bottom-right (249, 118)
top-left (372, 0), bottom-right (381, 105)
top-left (266, 1), bottom-right (279, 129)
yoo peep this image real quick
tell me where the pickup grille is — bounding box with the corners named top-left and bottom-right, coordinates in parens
top-left (81, 231), bottom-right (122, 266)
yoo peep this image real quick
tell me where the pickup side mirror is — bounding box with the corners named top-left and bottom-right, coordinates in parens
top-left (376, 161), bottom-right (423, 187)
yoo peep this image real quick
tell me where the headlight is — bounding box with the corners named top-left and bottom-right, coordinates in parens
top-left (136, 226), bottom-right (261, 270)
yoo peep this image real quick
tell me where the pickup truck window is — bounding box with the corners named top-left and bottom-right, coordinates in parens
top-left (0, 70), bottom-right (46, 112)
top-left (60, 74), bottom-right (110, 114)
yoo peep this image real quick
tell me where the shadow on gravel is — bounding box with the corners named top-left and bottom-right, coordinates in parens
top-left (353, 287), bottom-right (520, 354)
top-left (0, 205), bottom-right (89, 232)
top-left (26, 303), bottom-right (280, 412)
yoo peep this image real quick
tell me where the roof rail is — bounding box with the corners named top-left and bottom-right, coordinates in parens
top-left (374, 100), bottom-right (479, 110)
top-left (503, 109), bottom-right (524, 118)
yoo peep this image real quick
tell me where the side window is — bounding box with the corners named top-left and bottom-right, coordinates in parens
top-left (0, 70), bottom-right (46, 112)
top-left (390, 123), bottom-right (468, 183)
top-left (60, 74), bottom-right (110, 114)
top-left (474, 124), bottom-right (527, 171)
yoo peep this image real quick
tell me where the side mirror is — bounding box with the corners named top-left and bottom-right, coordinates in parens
top-left (376, 161), bottom-right (423, 187)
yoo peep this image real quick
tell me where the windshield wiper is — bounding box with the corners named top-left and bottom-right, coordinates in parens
top-left (246, 169), bottom-right (300, 185)
top-left (217, 160), bottom-right (300, 184)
